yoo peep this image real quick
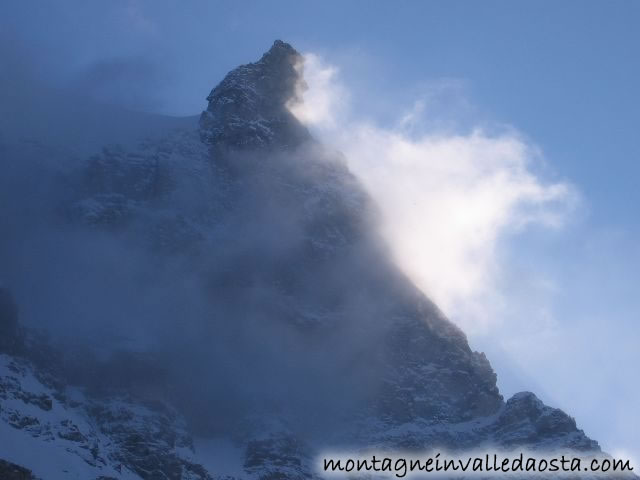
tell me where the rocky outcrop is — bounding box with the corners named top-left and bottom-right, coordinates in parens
top-left (199, 40), bottom-right (311, 150)
top-left (0, 459), bottom-right (36, 480)
top-left (489, 392), bottom-right (599, 450)
top-left (0, 352), bottom-right (215, 480)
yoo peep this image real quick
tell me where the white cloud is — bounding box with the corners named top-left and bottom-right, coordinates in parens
top-left (288, 51), bottom-right (640, 468)
top-left (287, 53), bottom-right (349, 131)
top-left (289, 53), bottom-right (577, 334)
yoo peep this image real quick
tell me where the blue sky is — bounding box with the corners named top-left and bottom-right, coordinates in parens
top-left (3, 0), bottom-right (639, 465)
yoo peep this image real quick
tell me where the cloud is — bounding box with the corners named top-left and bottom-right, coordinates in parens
top-left (289, 53), bottom-right (577, 334)
top-left (288, 54), bottom-right (349, 130)
top-left (72, 55), bottom-right (165, 111)
top-left (289, 54), bottom-right (640, 465)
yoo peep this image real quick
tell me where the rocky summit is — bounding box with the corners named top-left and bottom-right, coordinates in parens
top-left (0, 41), bottom-right (629, 479)
top-left (199, 40), bottom-right (310, 150)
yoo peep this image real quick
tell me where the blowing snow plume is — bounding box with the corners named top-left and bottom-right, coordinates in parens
top-left (288, 53), bottom-right (578, 334)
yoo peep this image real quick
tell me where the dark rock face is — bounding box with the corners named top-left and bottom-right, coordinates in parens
top-left (199, 40), bottom-right (311, 150)
top-left (200, 41), bottom-right (506, 429)
top-left (0, 459), bottom-right (36, 480)
top-left (89, 400), bottom-right (213, 480)
top-left (244, 435), bottom-right (311, 480)
top-left (490, 392), bottom-right (599, 450)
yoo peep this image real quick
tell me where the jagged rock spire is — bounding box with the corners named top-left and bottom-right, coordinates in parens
top-left (199, 40), bottom-right (311, 150)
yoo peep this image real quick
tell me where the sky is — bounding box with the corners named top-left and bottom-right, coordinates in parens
top-left (2, 0), bottom-right (639, 466)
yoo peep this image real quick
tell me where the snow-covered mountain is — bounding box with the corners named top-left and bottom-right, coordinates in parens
top-left (0, 40), bottom-right (628, 479)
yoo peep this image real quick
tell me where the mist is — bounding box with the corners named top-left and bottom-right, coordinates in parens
top-left (0, 50), bottom-right (409, 441)
top-left (288, 53), bottom-right (577, 334)
top-left (287, 51), bottom-right (639, 464)
top-left (1, 7), bottom-right (638, 470)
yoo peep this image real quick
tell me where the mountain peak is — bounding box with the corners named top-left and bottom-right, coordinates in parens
top-left (199, 40), bottom-right (310, 150)
top-left (259, 39), bottom-right (300, 64)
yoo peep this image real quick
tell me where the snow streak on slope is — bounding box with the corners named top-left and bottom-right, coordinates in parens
top-left (0, 354), bottom-right (138, 480)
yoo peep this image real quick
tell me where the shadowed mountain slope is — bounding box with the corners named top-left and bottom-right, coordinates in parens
top-left (0, 41), bottom-right (622, 480)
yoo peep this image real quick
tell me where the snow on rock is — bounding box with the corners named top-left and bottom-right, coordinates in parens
top-left (0, 354), bottom-right (213, 480)
top-left (199, 40), bottom-right (310, 150)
